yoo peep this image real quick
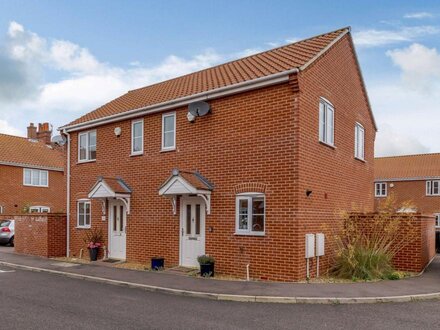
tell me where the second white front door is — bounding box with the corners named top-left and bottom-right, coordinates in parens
top-left (180, 197), bottom-right (205, 267)
top-left (108, 200), bottom-right (126, 260)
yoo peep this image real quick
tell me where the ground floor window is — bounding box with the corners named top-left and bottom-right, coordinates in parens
top-left (0, 205), bottom-right (3, 214)
top-left (235, 193), bottom-right (265, 235)
top-left (375, 182), bottom-right (387, 197)
top-left (435, 214), bottom-right (440, 228)
top-left (77, 200), bottom-right (91, 228)
top-left (29, 206), bottom-right (50, 213)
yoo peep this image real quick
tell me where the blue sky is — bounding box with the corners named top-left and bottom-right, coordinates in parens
top-left (0, 0), bottom-right (439, 156)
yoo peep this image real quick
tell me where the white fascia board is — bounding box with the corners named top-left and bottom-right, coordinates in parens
top-left (0, 161), bottom-right (64, 172)
top-left (374, 177), bottom-right (440, 182)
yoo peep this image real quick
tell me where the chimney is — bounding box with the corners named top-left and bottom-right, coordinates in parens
top-left (36, 122), bottom-right (52, 145)
top-left (27, 123), bottom-right (37, 139)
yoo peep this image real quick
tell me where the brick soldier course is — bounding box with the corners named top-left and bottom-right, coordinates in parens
top-left (60, 27), bottom-right (377, 281)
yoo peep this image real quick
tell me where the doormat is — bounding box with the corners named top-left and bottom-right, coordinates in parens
top-left (102, 258), bottom-right (122, 264)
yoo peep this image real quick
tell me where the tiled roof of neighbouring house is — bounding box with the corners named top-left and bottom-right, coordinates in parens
top-left (375, 153), bottom-right (440, 180)
top-left (0, 133), bottom-right (64, 170)
top-left (64, 27), bottom-right (350, 128)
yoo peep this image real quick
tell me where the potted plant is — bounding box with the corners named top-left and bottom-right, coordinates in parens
top-left (197, 254), bottom-right (215, 277)
top-left (83, 228), bottom-right (103, 261)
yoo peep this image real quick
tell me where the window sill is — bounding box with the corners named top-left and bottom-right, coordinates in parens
top-left (160, 148), bottom-right (176, 153)
top-left (23, 184), bottom-right (49, 188)
top-left (319, 141), bottom-right (336, 149)
top-left (77, 160), bottom-right (96, 165)
top-left (355, 157), bottom-right (366, 163)
top-left (130, 152), bottom-right (144, 157)
top-left (76, 226), bottom-right (91, 229)
top-left (234, 232), bottom-right (265, 237)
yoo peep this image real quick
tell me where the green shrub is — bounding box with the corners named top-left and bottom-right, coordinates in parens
top-left (197, 254), bottom-right (215, 265)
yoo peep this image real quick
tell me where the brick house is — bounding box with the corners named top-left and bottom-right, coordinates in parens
top-left (0, 123), bottom-right (65, 215)
top-left (375, 153), bottom-right (440, 229)
top-left (60, 27), bottom-right (376, 281)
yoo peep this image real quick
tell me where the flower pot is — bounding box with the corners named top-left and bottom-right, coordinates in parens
top-left (89, 247), bottom-right (99, 261)
top-left (200, 263), bottom-right (214, 277)
top-left (151, 257), bottom-right (164, 270)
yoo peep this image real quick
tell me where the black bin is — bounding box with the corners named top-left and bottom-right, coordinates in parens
top-left (151, 257), bottom-right (164, 270)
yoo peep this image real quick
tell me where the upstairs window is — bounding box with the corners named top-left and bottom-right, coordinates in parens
top-left (23, 168), bottom-right (48, 187)
top-left (162, 112), bottom-right (176, 151)
top-left (79, 130), bottom-right (97, 162)
top-left (319, 98), bottom-right (334, 146)
top-left (235, 193), bottom-right (265, 235)
top-left (426, 180), bottom-right (440, 196)
top-left (77, 200), bottom-right (91, 228)
top-left (355, 123), bottom-right (365, 160)
top-left (29, 206), bottom-right (50, 213)
top-left (131, 119), bottom-right (144, 155)
top-left (375, 182), bottom-right (387, 197)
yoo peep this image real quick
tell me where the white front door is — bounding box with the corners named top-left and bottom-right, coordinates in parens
top-left (180, 197), bottom-right (205, 267)
top-left (108, 200), bottom-right (126, 259)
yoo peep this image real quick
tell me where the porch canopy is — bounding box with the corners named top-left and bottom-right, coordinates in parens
top-left (88, 177), bottom-right (132, 213)
top-left (159, 169), bottom-right (213, 215)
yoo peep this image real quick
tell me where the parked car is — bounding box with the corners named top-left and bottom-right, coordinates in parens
top-left (0, 220), bottom-right (14, 246)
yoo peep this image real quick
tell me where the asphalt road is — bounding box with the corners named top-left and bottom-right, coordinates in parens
top-left (1, 265), bottom-right (440, 330)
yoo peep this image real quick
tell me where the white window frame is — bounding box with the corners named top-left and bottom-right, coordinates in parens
top-left (161, 112), bottom-right (176, 151)
top-left (435, 214), bottom-right (440, 228)
top-left (77, 200), bottom-right (91, 228)
top-left (426, 180), bottom-right (440, 196)
top-left (0, 205), bottom-right (3, 214)
top-left (23, 168), bottom-right (49, 187)
top-left (131, 119), bottom-right (144, 155)
top-left (235, 193), bottom-right (265, 236)
top-left (375, 182), bottom-right (387, 197)
top-left (78, 130), bottom-right (97, 162)
top-left (319, 98), bottom-right (335, 147)
top-left (29, 206), bottom-right (51, 213)
top-left (354, 122), bottom-right (365, 160)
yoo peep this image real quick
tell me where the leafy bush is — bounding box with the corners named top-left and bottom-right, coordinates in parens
top-left (197, 254), bottom-right (215, 265)
top-left (330, 196), bottom-right (417, 281)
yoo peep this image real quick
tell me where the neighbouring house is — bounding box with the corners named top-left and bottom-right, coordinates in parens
top-left (60, 27), bottom-right (376, 281)
top-left (0, 123), bottom-right (65, 215)
top-left (374, 153), bottom-right (440, 230)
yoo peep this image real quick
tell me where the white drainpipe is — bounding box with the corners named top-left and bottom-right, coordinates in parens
top-left (63, 129), bottom-right (71, 257)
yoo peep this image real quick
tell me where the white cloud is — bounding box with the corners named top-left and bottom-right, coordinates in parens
top-left (353, 26), bottom-right (440, 47)
top-left (404, 12), bottom-right (434, 19)
top-left (370, 43), bottom-right (440, 156)
top-left (0, 22), bottom-right (225, 135)
top-left (0, 119), bottom-right (21, 136)
top-left (386, 43), bottom-right (440, 91)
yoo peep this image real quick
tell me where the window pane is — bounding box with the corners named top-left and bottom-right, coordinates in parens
top-left (164, 131), bottom-right (175, 148)
top-left (195, 204), bottom-right (200, 235)
top-left (85, 203), bottom-right (91, 225)
top-left (113, 205), bottom-right (117, 231)
top-left (434, 181), bottom-right (439, 195)
top-left (164, 115), bottom-right (175, 132)
top-left (89, 131), bottom-right (96, 147)
top-left (326, 107), bottom-right (334, 145)
top-left (133, 122), bottom-right (142, 138)
top-left (319, 102), bottom-right (325, 141)
top-left (186, 204), bottom-right (191, 235)
top-left (41, 207), bottom-right (49, 213)
top-left (427, 181), bottom-right (431, 195)
top-left (252, 215), bottom-right (264, 232)
top-left (88, 132), bottom-right (96, 160)
top-left (252, 198), bottom-right (265, 215)
top-left (381, 184), bottom-right (386, 195)
top-left (238, 199), bottom-right (248, 230)
top-left (79, 134), bottom-right (87, 160)
top-left (40, 171), bottom-right (48, 186)
top-left (120, 206), bottom-right (124, 232)
top-left (32, 170), bottom-right (39, 186)
top-left (132, 122), bottom-right (143, 153)
top-left (78, 203), bottom-right (85, 226)
top-left (24, 169), bottom-right (31, 185)
top-left (133, 137), bottom-right (142, 152)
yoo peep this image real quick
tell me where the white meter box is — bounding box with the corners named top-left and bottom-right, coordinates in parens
top-left (316, 233), bottom-right (325, 257)
top-left (305, 234), bottom-right (315, 258)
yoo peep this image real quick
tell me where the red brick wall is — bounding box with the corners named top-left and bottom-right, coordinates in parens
top-left (67, 34), bottom-right (375, 281)
top-left (13, 213), bottom-right (67, 258)
top-left (375, 180), bottom-right (440, 215)
top-left (353, 213), bottom-right (435, 273)
top-left (0, 164), bottom-right (66, 214)
top-left (293, 35), bottom-right (376, 279)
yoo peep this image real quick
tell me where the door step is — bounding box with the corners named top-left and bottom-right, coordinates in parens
top-left (102, 258), bottom-right (124, 264)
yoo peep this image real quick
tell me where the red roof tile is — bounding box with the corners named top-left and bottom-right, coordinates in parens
top-left (65, 27), bottom-right (349, 127)
top-left (0, 133), bottom-right (64, 170)
top-left (375, 153), bottom-right (440, 180)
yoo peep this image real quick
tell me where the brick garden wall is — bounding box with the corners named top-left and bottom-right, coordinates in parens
top-left (353, 213), bottom-right (435, 273)
top-left (11, 213), bottom-right (66, 258)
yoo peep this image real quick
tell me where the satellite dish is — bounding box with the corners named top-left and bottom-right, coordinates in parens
top-left (188, 101), bottom-right (211, 117)
top-left (52, 135), bottom-right (66, 146)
